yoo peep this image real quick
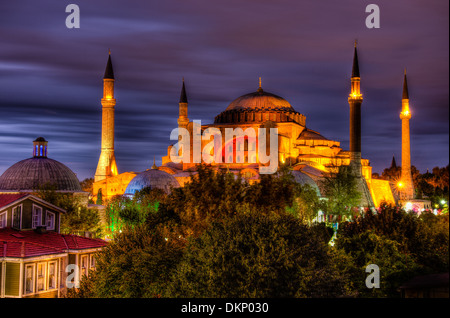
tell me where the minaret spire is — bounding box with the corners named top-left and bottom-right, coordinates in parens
top-left (391, 154), bottom-right (397, 169)
top-left (352, 40), bottom-right (360, 78)
top-left (104, 50), bottom-right (114, 80)
top-left (95, 50), bottom-right (118, 182)
top-left (402, 68), bottom-right (409, 100)
top-left (179, 77), bottom-right (188, 103)
top-left (177, 77), bottom-right (189, 128)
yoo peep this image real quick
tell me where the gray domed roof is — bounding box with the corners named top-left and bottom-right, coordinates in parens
top-left (290, 170), bottom-right (321, 196)
top-left (0, 157), bottom-right (82, 192)
top-left (125, 168), bottom-right (180, 195)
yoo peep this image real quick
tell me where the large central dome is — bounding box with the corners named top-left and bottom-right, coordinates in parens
top-left (225, 89), bottom-right (294, 112)
top-left (214, 82), bottom-right (305, 125)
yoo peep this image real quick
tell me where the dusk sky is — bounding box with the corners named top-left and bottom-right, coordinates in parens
top-left (0, 0), bottom-right (448, 181)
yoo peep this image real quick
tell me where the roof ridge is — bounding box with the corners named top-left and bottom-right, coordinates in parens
top-left (4, 238), bottom-right (65, 252)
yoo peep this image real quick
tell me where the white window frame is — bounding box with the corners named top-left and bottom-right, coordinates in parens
top-left (0, 211), bottom-right (7, 228)
top-left (81, 255), bottom-right (89, 278)
top-left (12, 204), bottom-right (22, 229)
top-left (32, 204), bottom-right (43, 229)
top-left (45, 211), bottom-right (55, 230)
top-left (36, 262), bottom-right (47, 292)
top-left (90, 254), bottom-right (96, 269)
top-left (47, 261), bottom-right (57, 290)
top-left (24, 264), bottom-right (36, 295)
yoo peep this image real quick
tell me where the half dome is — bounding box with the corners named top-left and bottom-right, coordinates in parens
top-left (298, 129), bottom-right (328, 141)
top-left (290, 170), bottom-right (321, 196)
top-left (125, 168), bottom-right (180, 195)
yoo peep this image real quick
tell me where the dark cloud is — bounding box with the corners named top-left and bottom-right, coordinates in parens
top-left (0, 0), bottom-right (448, 179)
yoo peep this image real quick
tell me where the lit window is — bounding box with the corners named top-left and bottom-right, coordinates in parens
top-left (12, 205), bottom-right (22, 229)
top-left (25, 264), bottom-right (35, 294)
top-left (32, 205), bottom-right (43, 229)
top-left (90, 255), bottom-right (96, 269)
top-left (46, 211), bottom-right (55, 230)
top-left (0, 212), bottom-right (6, 228)
top-left (48, 262), bottom-right (56, 289)
top-left (81, 255), bottom-right (88, 277)
top-left (37, 263), bottom-right (46, 291)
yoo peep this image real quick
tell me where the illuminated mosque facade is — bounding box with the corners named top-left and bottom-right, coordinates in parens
top-left (91, 44), bottom-right (419, 209)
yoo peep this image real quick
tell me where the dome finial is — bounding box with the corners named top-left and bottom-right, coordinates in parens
top-left (257, 77), bottom-right (263, 93)
top-left (151, 156), bottom-right (158, 170)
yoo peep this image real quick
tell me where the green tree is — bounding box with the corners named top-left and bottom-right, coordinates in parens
top-left (67, 222), bottom-right (184, 298)
top-left (336, 205), bottom-right (449, 296)
top-left (33, 184), bottom-right (103, 237)
top-left (286, 183), bottom-right (322, 224)
top-left (96, 188), bottom-right (103, 205)
top-left (336, 230), bottom-right (420, 297)
top-left (80, 178), bottom-right (94, 194)
top-left (165, 209), bottom-right (355, 298)
top-left (161, 165), bottom-right (249, 236)
top-left (319, 168), bottom-right (361, 219)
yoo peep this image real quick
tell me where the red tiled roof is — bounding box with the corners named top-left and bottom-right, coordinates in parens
top-left (0, 228), bottom-right (107, 258)
top-left (0, 193), bottom-right (29, 209)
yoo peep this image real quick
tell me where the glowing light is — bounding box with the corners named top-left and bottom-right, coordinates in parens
top-left (441, 200), bottom-right (447, 205)
top-left (397, 181), bottom-right (404, 188)
top-left (405, 202), bottom-right (413, 210)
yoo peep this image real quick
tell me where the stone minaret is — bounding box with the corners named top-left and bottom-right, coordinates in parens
top-left (347, 42), bottom-right (374, 207)
top-left (177, 78), bottom-right (189, 129)
top-left (399, 69), bottom-right (414, 200)
top-left (95, 51), bottom-right (118, 182)
top-left (348, 41), bottom-right (363, 177)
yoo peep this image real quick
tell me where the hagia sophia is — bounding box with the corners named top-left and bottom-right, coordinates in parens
top-left (90, 43), bottom-right (406, 208)
top-left (0, 43), bottom-right (425, 211)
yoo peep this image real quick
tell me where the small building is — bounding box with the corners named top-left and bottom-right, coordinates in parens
top-left (0, 193), bottom-right (106, 298)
